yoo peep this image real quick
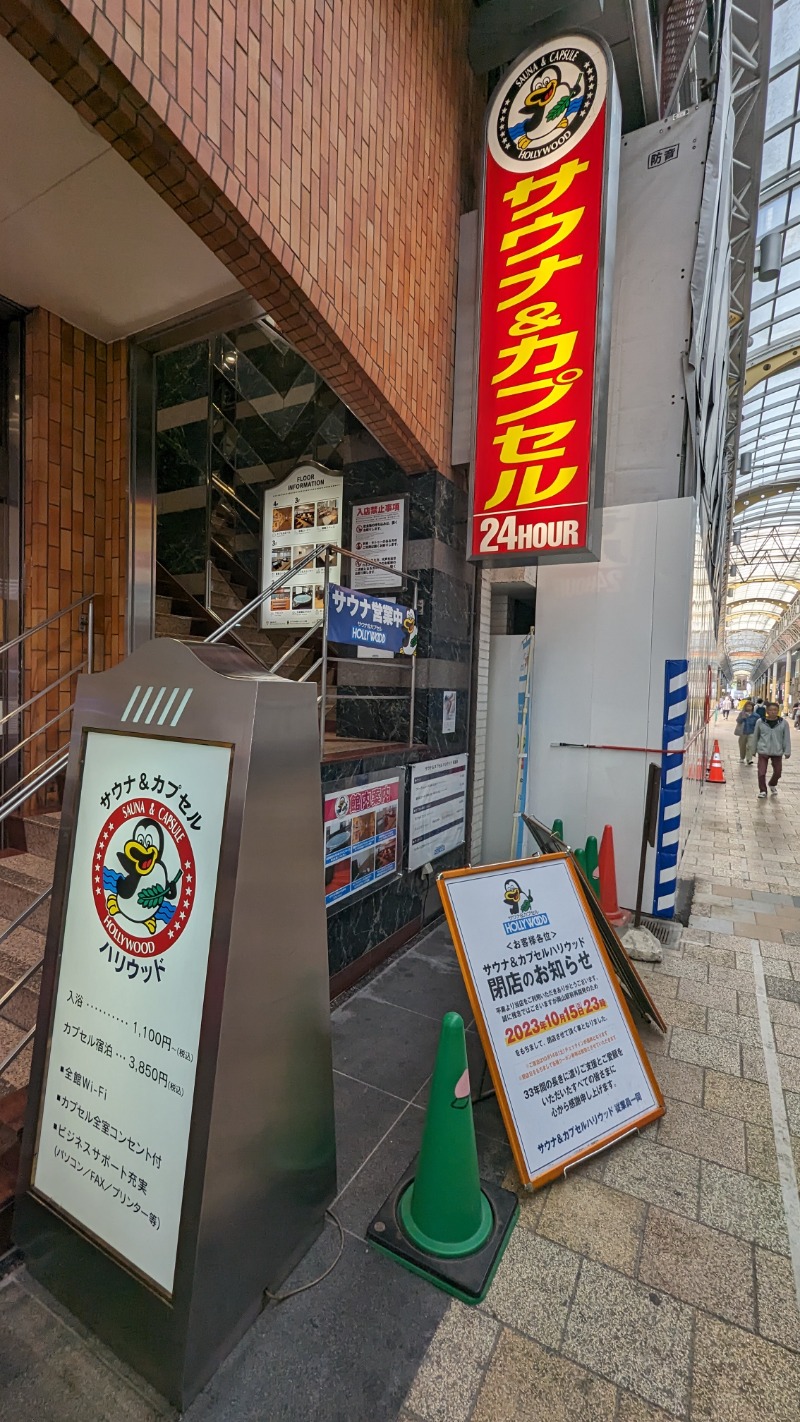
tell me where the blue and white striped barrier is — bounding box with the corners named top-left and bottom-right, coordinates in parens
top-left (652, 659), bottom-right (688, 917)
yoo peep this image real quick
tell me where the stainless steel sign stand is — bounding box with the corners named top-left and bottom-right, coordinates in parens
top-left (15, 639), bottom-right (337, 1409)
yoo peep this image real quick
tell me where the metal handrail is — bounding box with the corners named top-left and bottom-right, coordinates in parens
top-left (0, 750), bottom-right (69, 827)
top-left (205, 542), bottom-right (418, 647)
top-left (0, 593), bottom-right (93, 662)
top-left (0, 699), bottom-right (77, 772)
top-left (205, 546), bottom-right (321, 644)
top-left (0, 1026), bottom-right (34, 1077)
top-left (0, 941), bottom-right (47, 1014)
top-left (0, 661), bottom-right (85, 734)
top-left (211, 473), bottom-right (260, 526)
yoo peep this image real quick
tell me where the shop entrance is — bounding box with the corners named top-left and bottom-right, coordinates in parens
top-left (147, 315), bottom-right (419, 757)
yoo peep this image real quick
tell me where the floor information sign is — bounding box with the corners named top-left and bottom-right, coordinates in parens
top-left (438, 854), bottom-right (664, 1186)
top-left (31, 730), bottom-right (231, 1295)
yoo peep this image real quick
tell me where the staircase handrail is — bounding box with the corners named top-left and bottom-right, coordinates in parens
top-left (0, 593), bottom-right (93, 662)
top-left (211, 473), bottom-right (260, 526)
top-left (205, 543), bottom-right (418, 646)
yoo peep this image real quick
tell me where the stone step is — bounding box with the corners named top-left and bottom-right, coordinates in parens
top-left (155, 612), bottom-right (195, 637)
top-left (0, 1018), bottom-right (33, 1094)
top-left (155, 595), bottom-right (173, 614)
top-left (0, 854), bottom-right (56, 932)
top-left (0, 917), bottom-right (48, 979)
top-left (0, 971), bottom-right (41, 1031)
top-left (22, 811), bottom-right (60, 862)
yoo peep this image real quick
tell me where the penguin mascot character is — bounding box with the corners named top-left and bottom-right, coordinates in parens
top-left (400, 609), bottom-right (418, 657)
top-left (508, 66), bottom-right (584, 154)
top-left (503, 878), bottom-right (533, 916)
top-left (103, 818), bottom-right (182, 935)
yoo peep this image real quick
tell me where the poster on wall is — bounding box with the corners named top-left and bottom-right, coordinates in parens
top-left (350, 498), bottom-right (407, 589)
top-left (261, 462), bottom-right (343, 628)
top-left (327, 585), bottom-right (417, 656)
top-left (469, 35), bottom-right (620, 564)
top-left (442, 691), bottom-right (457, 735)
top-left (31, 731), bottom-right (232, 1296)
top-left (324, 771), bottom-right (404, 910)
top-left (408, 755), bottom-right (468, 872)
top-left (438, 855), bottom-right (664, 1187)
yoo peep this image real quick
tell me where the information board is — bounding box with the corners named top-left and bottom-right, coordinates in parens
top-left (261, 463), bottom-right (343, 628)
top-left (350, 498), bottom-right (406, 589)
top-left (408, 755), bottom-right (468, 871)
top-left (324, 772), bottom-right (403, 909)
top-left (31, 730), bottom-right (231, 1295)
top-left (438, 854), bottom-right (664, 1187)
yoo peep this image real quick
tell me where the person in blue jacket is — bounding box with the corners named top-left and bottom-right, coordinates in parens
top-left (733, 700), bottom-right (757, 765)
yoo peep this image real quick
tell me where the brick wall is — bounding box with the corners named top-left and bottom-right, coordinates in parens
top-left (0, 0), bottom-right (484, 475)
top-left (23, 309), bottom-right (127, 780)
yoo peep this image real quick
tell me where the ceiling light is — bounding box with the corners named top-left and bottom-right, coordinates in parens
top-left (757, 230), bottom-right (783, 282)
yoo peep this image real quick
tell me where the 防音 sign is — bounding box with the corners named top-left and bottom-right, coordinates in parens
top-left (438, 854), bottom-right (664, 1186)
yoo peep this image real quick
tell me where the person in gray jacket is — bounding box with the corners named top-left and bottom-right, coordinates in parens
top-left (752, 702), bottom-right (791, 797)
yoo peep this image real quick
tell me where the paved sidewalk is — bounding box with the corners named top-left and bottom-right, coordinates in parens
top-left (399, 737), bottom-right (800, 1422)
top-left (1, 737), bottom-right (800, 1420)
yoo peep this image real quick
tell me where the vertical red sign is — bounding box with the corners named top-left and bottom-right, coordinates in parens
top-left (470, 35), bottom-right (619, 563)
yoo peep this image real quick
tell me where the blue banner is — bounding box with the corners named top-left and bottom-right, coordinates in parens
top-left (327, 584), bottom-right (416, 656)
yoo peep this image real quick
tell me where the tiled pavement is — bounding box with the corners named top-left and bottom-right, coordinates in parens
top-left (399, 737), bottom-right (800, 1422)
top-left (2, 736), bottom-right (800, 1420)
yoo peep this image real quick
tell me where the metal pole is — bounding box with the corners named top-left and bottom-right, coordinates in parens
top-left (319, 546), bottom-right (331, 759)
top-left (634, 762), bottom-right (661, 929)
top-left (87, 599), bottom-right (95, 675)
top-left (408, 579), bottom-right (418, 748)
top-left (204, 558), bottom-right (212, 612)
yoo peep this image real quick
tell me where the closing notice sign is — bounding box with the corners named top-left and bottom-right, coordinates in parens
top-left (438, 854), bottom-right (664, 1186)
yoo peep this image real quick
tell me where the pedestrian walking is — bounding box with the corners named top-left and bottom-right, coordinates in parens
top-left (755, 698), bottom-right (767, 721)
top-left (733, 700), bottom-right (757, 765)
top-left (721, 694), bottom-right (733, 720)
top-left (752, 701), bottom-right (791, 798)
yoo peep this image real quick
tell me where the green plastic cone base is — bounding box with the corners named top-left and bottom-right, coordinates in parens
top-left (367, 1010), bottom-right (519, 1302)
top-left (398, 1011), bottom-right (489, 1255)
top-left (398, 1180), bottom-right (493, 1257)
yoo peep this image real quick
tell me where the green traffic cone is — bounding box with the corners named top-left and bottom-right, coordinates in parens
top-left (574, 846), bottom-right (587, 877)
top-left (584, 835), bottom-right (601, 899)
top-left (398, 1012), bottom-right (492, 1256)
top-left (367, 1011), bottom-right (519, 1303)
top-left (552, 818), bottom-right (564, 841)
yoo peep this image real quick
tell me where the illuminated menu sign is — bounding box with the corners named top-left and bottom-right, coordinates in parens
top-left (470, 35), bottom-right (618, 563)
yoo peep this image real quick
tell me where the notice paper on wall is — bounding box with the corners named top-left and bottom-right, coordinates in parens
top-left (408, 754), bottom-right (468, 872)
top-left (438, 854), bottom-right (664, 1187)
top-left (31, 731), bottom-right (232, 1295)
top-left (350, 498), bottom-right (406, 589)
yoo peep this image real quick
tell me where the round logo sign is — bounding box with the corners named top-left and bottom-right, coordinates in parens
top-left (489, 38), bottom-right (607, 171)
top-left (93, 800), bottom-right (196, 957)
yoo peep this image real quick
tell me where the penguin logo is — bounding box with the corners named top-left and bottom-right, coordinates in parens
top-left (503, 878), bottom-right (533, 916)
top-left (94, 799), bottom-right (196, 957)
top-left (400, 609), bottom-right (417, 657)
top-left (493, 44), bottom-right (600, 167)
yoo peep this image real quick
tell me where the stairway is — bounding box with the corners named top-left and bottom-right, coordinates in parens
top-left (0, 810), bottom-right (59, 1251)
top-left (154, 563), bottom-right (326, 685)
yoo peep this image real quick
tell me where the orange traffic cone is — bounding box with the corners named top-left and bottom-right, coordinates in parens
top-left (599, 825), bottom-right (631, 926)
top-left (706, 740), bottom-right (726, 784)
